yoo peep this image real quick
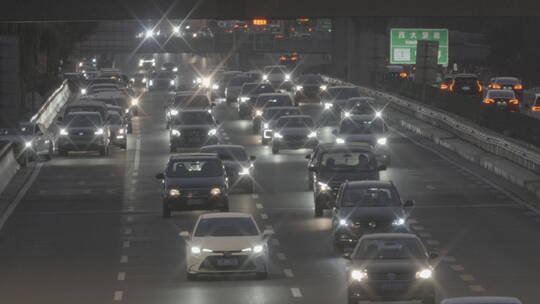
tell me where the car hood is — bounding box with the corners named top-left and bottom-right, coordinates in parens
top-left (317, 171), bottom-right (379, 184)
top-left (64, 126), bottom-right (103, 132)
top-left (165, 176), bottom-right (225, 188)
top-left (278, 128), bottom-right (311, 136)
top-left (221, 160), bottom-right (249, 170)
top-left (191, 235), bottom-right (262, 251)
top-left (352, 259), bottom-right (430, 274)
top-left (341, 134), bottom-right (378, 143)
top-left (337, 206), bottom-right (404, 222)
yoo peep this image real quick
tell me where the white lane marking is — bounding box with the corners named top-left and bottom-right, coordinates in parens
top-left (411, 225), bottom-right (424, 231)
top-left (260, 213), bottom-right (269, 220)
top-left (426, 185), bottom-right (436, 190)
top-left (122, 241), bottom-right (130, 248)
top-left (78, 181), bottom-right (86, 185)
top-left (290, 288), bottom-right (302, 298)
top-left (120, 255), bottom-right (128, 263)
top-left (117, 272), bottom-right (126, 281)
top-left (0, 163), bottom-right (43, 232)
top-left (132, 172), bottom-right (138, 176)
top-left (124, 228), bottom-right (132, 235)
top-left (283, 269), bottom-right (294, 278)
top-left (418, 232), bottom-right (431, 238)
top-left (134, 136), bottom-right (141, 171)
top-left (113, 291), bottom-right (123, 301)
top-left (470, 285), bottom-right (486, 292)
top-left (271, 238), bottom-right (280, 246)
top-left (256, 203), bottom-right (263, 209)
top-left (450, 265), bottom-right (465, 271)
top-left (276, 253), bottom-right (286, 260)
top-left (126, 216), bottom-right (133, 222)
top-left (83, 189), bottom-right (91, 194)
top-left (442, 256), bottom-right (456, 262)
top-left (252, 194), bottom-right (259, 199)
top-left (459, 274), bottom-right (475, 281)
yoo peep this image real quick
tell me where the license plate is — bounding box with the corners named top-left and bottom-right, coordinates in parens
top-left (380, 282), bottom-right (405, 290)
top-left (217, 258), bottom-right (238, 266)
top-left (462, 86), bottom-right (470, 90)
top-left (504, 86), bottom-right (512, 90)
top-left (188, 137), bottom-right (201, 143)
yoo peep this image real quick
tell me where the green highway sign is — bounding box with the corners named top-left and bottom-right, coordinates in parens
top-left (390, 28), bottom-right (449, 66)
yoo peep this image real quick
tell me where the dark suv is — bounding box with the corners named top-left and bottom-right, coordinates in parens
top-left (332, 180), bottom-right (414, 250)
top-left (449, 74), bottom-right (483, 96)
top-left (156, 153), bottom-right (229, 217)
top-left (307, 143), bottom-right (385, 217)
top-left (169, 110), bottom-right (219, 151)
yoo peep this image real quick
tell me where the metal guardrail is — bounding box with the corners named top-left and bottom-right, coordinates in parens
top-left (322, 75), bottom-right (540, 174)
top-left (30, 80), bottom-right (71, 129)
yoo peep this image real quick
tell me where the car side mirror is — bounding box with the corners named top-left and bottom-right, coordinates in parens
top-left (429, 252), bottom-right (439, 259)
top-left (308, 166), bottom-right (318, 172)
top-left (262, 229), bottom-right (274, 238)
top-left (404, 199), bottom-right (415, 207)
top-left (250, 155), bottom-right (256, 161)
top-left (377, 164), bottom-right (387, 171)
top-left (305, 154), bottom-right (311, 159)
top-left (155, 173), bottom-right (165, 179)
top-left (179, 231), bottom-right (190, 239)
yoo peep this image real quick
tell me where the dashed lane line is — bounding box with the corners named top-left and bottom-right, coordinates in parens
top-left (113, 291), bottom-right (123, 301)
top-left (290, 288), bottom-right (303, 298)
top-left (470, 285), bottom-right (486, 292)
top-left (124, 228), bottom-right (132, 235)
top-left (442, 256), bottom-right (456, 263)
top-left (122, 241), bottom-right (130, 248)
top-left (117, 272), bottom-right (126, 281)
top-left (284, 269), bottom-right (294, 278)
top-left (276, 253), bottom-right (286, 260)
top-left (260, 213), bottom-right (269, 220)
top-left (459, 274), bottom-right (475, 281)
top-left (252, 194), bottom-right (259, 199)
top-left (120, 255), bottom-right (128, 263)
top-left (256, 203), bottom-right (263, 209)
top-left (418, 232), bottom-right (431, 238)
top-left (450, 265), bottom-right (465, 271)
top-left (426, 185), bottom-right (436, 190)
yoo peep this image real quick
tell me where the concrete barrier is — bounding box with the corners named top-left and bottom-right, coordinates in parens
top-left (0, 142), bottom-right (19, 195)
top-left (30, 80), bottom-right (71, 129)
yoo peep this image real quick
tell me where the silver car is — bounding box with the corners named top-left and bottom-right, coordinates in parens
top-left (0, 122), bottom-right (54, 161)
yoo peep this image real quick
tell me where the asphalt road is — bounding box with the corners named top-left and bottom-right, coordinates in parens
top-left (0, 65), bottom-right (540, 304)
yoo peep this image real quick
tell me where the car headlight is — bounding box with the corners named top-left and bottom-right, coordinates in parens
top-left (351, 269), bottom-right (368, 281)
top-left (170, 79), bottom-right (175, 85)
top-left (125, 109), bottom-right (130, 114)
top-left (170, 109), bottom-right (178, 116)
top-left (202, 248), bottom-right (213, 253)
top-left (152, 62), bottom-right (156, 67)
top-left (308, 131), bottom-right (317, 138)
top-left (208, 128), bottom-right (217, 136)
top-left (191, 246), bottom-right (201, 254)
top-left (210, 187), bottom-right (221, 196)
top-left (81, 88), bottom-right (87, 95)
top-left (339, 219), bottom-right (348, 226)
top-left (168, 189), bottom-right (181, 197)
top-left (324, 102), bottom-right (333, 110)
top-left (131, 98), bottom-right (139, 106)
top-left (94, 128), bottom-right (104, 135)
top-left (295, 85), bottom-right (303, 91)
top-left (60, 128), bottom-right (68, 136)
top-left (284, 74), bottom-right (291, 80)
top-left (172, 67), bottom-right (178, 72)
top-left (336, 137), bottom-right (345, 144)
top-left (262, 74), bottom-right (268, 80)
top-left (318, 182), bottom-right (330, 192)
top-left (255, 110), bottom-right (263, 116)
top-left (142, 77), bottom-right (147, 83)
top-left (119, 128), bottom-right (125, 134)
top-left (130, 78), bottom-right (135, 82)
top-left (377, 137), bottom-right (387, 145)
top-left (392, 218), bottom-right (405, 226)
top-left (416, 269), bottom-right (432, 279)
top-left (149, 80), bottom-right (154, 86)
top-left (202, 77), bottom-right (211, 88)
top-left (171, 129), bottom-right (181, 136)
top-left (239, 167), bottom-right (251, 175)
top-left (78, 62), bottom-right (83, 67)
top-left (344, 112), bottom-right (351, 117)
top-left (25, 141), bottom-right (32, 149)
top-left (320, 85), bottom-right (327, 91)
top-left (138, 61), bottom-right (143, 67)
top-left (239, 96), bottom-right (250, 102)
top-left (375, 111), bottom-right (382, 118)
top-left (273, 132), bottom-right (283, 139)
top-left (212, 84), bottom-right (219, 90)
top-left (263, 123), bottom-right (269, 129)
top-left (253, 244), bottom-right (264, 253)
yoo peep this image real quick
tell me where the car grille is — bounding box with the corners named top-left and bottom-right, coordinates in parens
top-left (181, 188), bottom-right (210, 197)
top-left (368, 272), bottom-right (414, 281)
top-left (351, 220), bottom-right (393, 230)
top-left (183, 129), bottom-right (205, 137)
top-left (200, 255), bottom-right (256, 271)
top-left (284, 135), bottom-right (307, 141)
top-left (69, 130), bottom-right (94, 137)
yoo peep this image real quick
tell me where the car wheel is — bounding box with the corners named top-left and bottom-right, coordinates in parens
top-left (127, 125), bottom-right (133, 134)
top-left (422, 298), bottom-right (436, 304)
top-left (253, 122), bottom-right (260, 134)
top-left (272, 146), bottom-right (279, 155)
top-left (162, 204), bottom-right (171, 218)
top-left (186, 272), bottom-right (197, 281)
top-left (308, 175), bottom-right (313, 190)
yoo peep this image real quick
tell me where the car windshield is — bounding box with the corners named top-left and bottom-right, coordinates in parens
top-left (341, 186), bottom-right (401, 207)
top-left (263, 108), bottom-right (301, 120)
top-left (173, 112), bottom-right (214, 125)
top-left (194, 217), bottom-right (259, 237)
top-left (496, 77), bottom-right (519, 85)
top-left (108, 115), bottom-right (122, 124)
top-left (229, 77), bottom-right (249, 86)
top-left (327, 87), bottom-right (360, 99)
top-left (297, 75), bottom-right (323, 84)
top-left (166, 159), bottom-right (223, 178)
top-left (241, 84), bottom-right (274, 95)
top-left (172, 95), bottom-right (210, 108)
top-left (90, 79), bottom-right (116, 85)
top-left (454, 77), bottom-right (478, 86)
top-left (0, 128), bottom-right (20, 135)
top-left (353, 238), bottom-right (426, 260)
top-left (340, 119), bottom-right (384, 134)
top-left (277, 117), bottom-right (314, 128)
top-left (488, 91), bottom-right (515, 98)
top-left (201, 147), bottom-right (248, 161)
top-left (66, 106), bottom-right (103, 115)
top-left (320, 151), bottom-right (375, 172)
top-left (65, 114), bottom-right (102, 127)
top-left (255, 95), bottom-right (293, 108)
top-left (151, 72), bottom-right (174, 78)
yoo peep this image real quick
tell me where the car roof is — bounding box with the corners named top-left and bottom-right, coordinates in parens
top-left (201, 144), bottom-right (245, 151)
top-left (258, 93), bottom-right (290, 97)
top-left (329, 85), bottom-right (357, 89)
top-left (263, 106), bottom-right (298, 112)
top-left (200, 212), bottom-right (252, 219)
top-left (176, 109), bottom-right (212, 114)
top-left (346, 180), bottom-right (394, 188)
top-left (70, 101), bottom-right (107, 107)
top-left (170, 153), bottom-right (219, 161)
top-left (279, 115), bottom-right (312, 120)
top-left (318, 142), bottom-right (374, 151)
top-left (360, 233), bottom-right (420, 240)
top-left (492, 77), bottom-right (520, 82)
top-left (65, 111), bottom-right (102, 116)
top-left (441, 297), bottom-right (522, 304)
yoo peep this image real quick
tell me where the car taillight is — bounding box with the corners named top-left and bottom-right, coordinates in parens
top-left (449, 80), bottom-right (455, 92)
top-left (491, 84), bottom-right (501, 89)
top-left (514, 84), bottom-right (523, 90)
top-left (483, 98), bottom-right (495, 104)
top-left (399, 72), bottom-right (408, 78)
top-left (532, 106), bottom-right (540, 111)
top-left (477, 80), bottom-right (483, 92)
top-left (509, 99), bottom-right (519, 104)
top-left (440, 84), bottom-right (449, 90)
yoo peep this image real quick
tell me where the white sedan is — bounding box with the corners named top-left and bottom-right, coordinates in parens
top-left (180, 212), bottom-right (272, 280)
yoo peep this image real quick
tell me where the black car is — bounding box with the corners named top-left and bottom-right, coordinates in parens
top-left (293, 74), bottom-right (328, 103)
top-left (259, 106), bottom-right (302, 145)
top-left (156, 153), bottom-right (229, 217)
top-left (200, 144), bottom-right (256, 192)
top-left (347, 233), bottom-right (437, 304)
top-left (332, 180), bottom-right (414, 249)
top-left (237, 83), bottom-right (275, 119)
top-left (449, 74), bottom-right (483, 96)
top-left (487, 76), bottom-right (524, 100)
top-left (165, 92), bottom-right (213, 128)
top-left (57, 111), bottom-right (110, 156)
top-left (252, 93), bottom-right (295, 134)
top-left (271, 115), bottom-right (318, 154)
top-left (147, 71), bottom-right (176, 91)
top-left (307, 143), bottom-right (385, 217)
top-left (169, 110), bottom-right (219, 151)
